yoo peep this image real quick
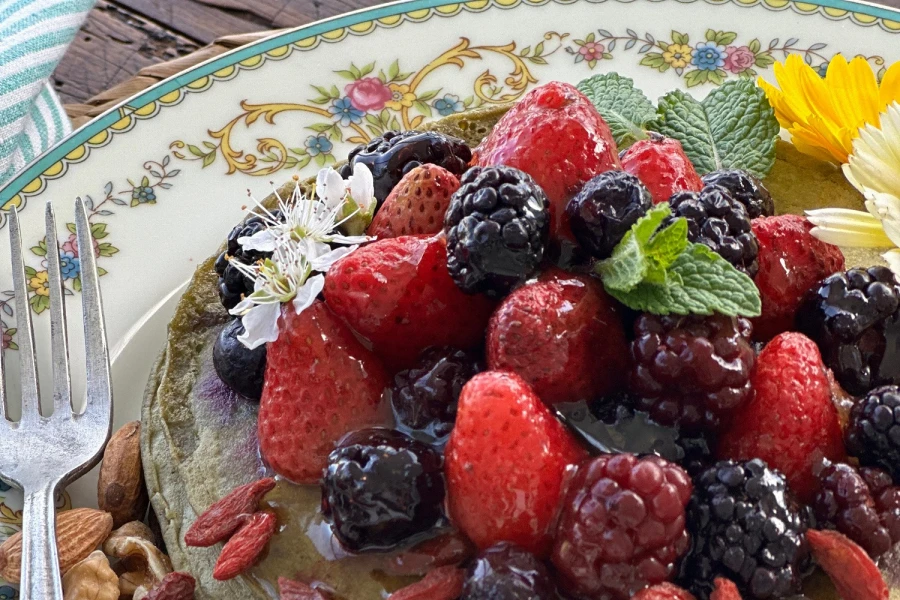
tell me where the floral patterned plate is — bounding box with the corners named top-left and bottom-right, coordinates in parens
top-left (2, 0), bottom-right (900, 594)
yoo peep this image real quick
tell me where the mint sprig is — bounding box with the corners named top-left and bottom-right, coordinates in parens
top-left (576, 73), bottom-right (655, 148)
top-left (649, 79), bottom-right (779, 178)
top-left (596, 204), bottom-right (761, 317)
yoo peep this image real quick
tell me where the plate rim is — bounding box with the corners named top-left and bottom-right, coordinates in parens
top-left (2, 0), bottom-right (900, 213)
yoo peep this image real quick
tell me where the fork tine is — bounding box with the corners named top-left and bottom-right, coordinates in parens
top-left (0, 303), bottom-right (6, 421)
top-left (9, 207), bottom-right (41, 421)
top-left (74, 198), bottom-right (112, 421)
top-left (45, 202), bottom-right (72, 418)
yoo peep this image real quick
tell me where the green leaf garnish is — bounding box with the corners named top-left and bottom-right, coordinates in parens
top-left (597, 204), bottom-right (761, 317)
top-left (648, 79), bottom-right (780, 178)
top-left (577, 73), bottom-right (655, 148)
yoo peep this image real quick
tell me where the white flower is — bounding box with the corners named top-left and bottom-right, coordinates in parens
top-left (316, 167), bottom-right (347, 210)
top-left (347, 162), bottom-right (376, 214)
top-left (807, 102), bottom-right (900, 274)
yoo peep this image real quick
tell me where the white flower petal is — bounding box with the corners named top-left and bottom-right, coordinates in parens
top-left (846, 103), bottom-right (900, 198)
top-left (328, 234), bottom-right (373, 246)
top-left (310, 245), bottom-right (357, 271)
top-left (316, 167), bottom-right (348, 210)
top-left (238, 228), bottom-right (279, 252)
top-left (292, 274), bottom-right (325, 314)
top-left (349, 163), bottom-right (376, 211)
top-left (884, 249), bottom-right (900, 277)
top-left (237, 302), bottom-right (282, 349)
top-left (806, 208), bottom-right (895, 247)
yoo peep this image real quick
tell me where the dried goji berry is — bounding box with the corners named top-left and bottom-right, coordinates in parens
top-left (278, 577), bottom-right (331, 600)
top-left (145, 571), bottom-right (196, 600)
top-left (387, 565), bottom-right (465, 600)
top-left (631, 583), bottom-right (698, 600)
top-left (184, 478), bottom-right (275, 547)
top-left (710, 578), bottom-right (742, 600)
top-left (385, 531), bottom-right (476, 576)
top-left (807, 529), bottom-right (888, 600)
top-left (212, 510), bottom-right (277, 581)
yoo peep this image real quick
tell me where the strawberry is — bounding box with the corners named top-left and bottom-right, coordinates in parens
top-left (750, 215), bottom-right (844, 341)
top-left (257, 301), bottom-right (389, 483)
top-left (367, 165), bottom-right (460, 238)
top-left (807, 529), bottom-right (889, 600)
top-left (445, 371), bottom-right (587, 557)
top-left (486, 269), bottom-right (630, 405)
top-left (324, 235), bottom-right (495, 370)
top-left (473, 81), bottom-right (620, 239)
top-left (619, 135), bottom-right (703, 204)
top-left (718, 332), bottom-right (846, 503)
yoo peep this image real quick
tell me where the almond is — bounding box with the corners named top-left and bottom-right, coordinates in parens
top-left (0, 508), bottom-right (113, 583)
top-left (98, 421), bottom-right (148, 528)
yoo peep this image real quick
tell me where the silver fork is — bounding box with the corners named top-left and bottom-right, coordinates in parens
top-left (0, 198), bottom-right (112, 600)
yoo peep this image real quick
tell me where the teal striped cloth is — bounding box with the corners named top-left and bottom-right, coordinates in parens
top-left (0, 0), bottom-right (95, 185)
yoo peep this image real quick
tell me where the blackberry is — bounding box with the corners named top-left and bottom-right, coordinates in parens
top-left (391, 347), bottom-right (482, 445)
top-left (214, 211), bottom-right (282, 310)
top-left (339, 130), bottom-right (471, 204)
top-left (444, 166), bottom-right (550, 297)
top-left (701, 169), bottom-right (775, 219)
top-left (796, 266), bottom-right (900, 396)
top-left (813, 460), bottom-right (900, 558)
top-left (667, 186), bottom-right (759, 277)
top-left (555, 395), bottom-right (712, 475)
top-left (679, 459), bottom-right (809, 600)
top-left (565, 170), bottom-right (652, 259)
top-left (847, 385), bottom-right (900, 481)
top-left (212, 319), bottom-right (267, 401)
top-left (461, 542), bottom-right (554, 600)
top-left (551, 453), bottom-right (692, 599)
top-left (630, 314), bottom-right (755, 433)
top-left (321, 428), bottom-right (446, 553)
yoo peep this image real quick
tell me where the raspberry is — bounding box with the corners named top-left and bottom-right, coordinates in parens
top-left (847, 385), bottom-right (900, 481)
top-left (461, 542), bottom-right (555, 599)
top-left (701, 170), bottom-right (774, 219)
top-left (667, 186), bottom-right (759, 277)
top-left (565, 170), bottom-right (652, 259)
top-left (797, 266), bottom-right (900, 396)
top-left (551, 453), bottom-right (692, 600)
top-left (630, 314), bottom-right (755, 433)
top-left (390, 347), bottom-right (481, 445)
top-left (751, 214), bottom-right (844, 341)
top-left (679, 459), bottom-right (809, 600)
top-left (444, 166), bottom-right (551, 297)
top-left (619, 134), bottom-right (703, 204)
top-left (321, 428), bottom-right (446, 553)
top-left (813, 461), bottom-right (900, 558)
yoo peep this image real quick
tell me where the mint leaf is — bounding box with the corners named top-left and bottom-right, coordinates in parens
top-left (577, 73), bottom-right (655, 147)
top-left (667, 244), bottom-right (761, 316)
top-left (646, 217), bottom-right (687, 271)
top-left (649, 79), bottom-right (779, 177)
top-left (597, 204), bottom-right (670, 291)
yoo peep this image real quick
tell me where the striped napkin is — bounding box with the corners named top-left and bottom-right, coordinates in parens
top-left (0, 0), bottom-right (95, 186)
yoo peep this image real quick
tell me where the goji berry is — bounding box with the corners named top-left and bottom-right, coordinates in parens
top-left (145, 572), bottom-right (196, 600)
top-left (184, 478), bottom-right (275, 547)
top-left (387, 565), bottom-right (465, 600)
top-left (807, 529), bottom-right (888, 600)
top-left (212, 511), bottom-right (277, 581)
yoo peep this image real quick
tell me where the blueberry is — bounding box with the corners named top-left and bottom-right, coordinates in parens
top-left (212, 319), bottom-right (267, 401)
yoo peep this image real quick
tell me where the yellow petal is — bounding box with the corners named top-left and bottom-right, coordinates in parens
top-left (880, 62), bottom-right (900, 109)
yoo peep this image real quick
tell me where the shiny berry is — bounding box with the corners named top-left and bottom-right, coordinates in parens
top-left (701, 169), bottom-right (774, 219)
top-left (212, 319), bottom-right (266, 401)
top-left (461, 542), bottom-right (555, 599)
top-left (846, 385), bottom-right (900, 481)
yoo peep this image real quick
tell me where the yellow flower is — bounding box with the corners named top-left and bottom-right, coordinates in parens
top-left (663, 44), bottom-right (693, 69)
top-left (758, 54), bottom-right (900, 164)
top-left (386, 83), bottom-right (416, 110)
top-left (29, 271), bottom-right (49, 297)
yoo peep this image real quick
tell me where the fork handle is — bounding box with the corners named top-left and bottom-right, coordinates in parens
top-left (20, 481), bottom-right (64, 600)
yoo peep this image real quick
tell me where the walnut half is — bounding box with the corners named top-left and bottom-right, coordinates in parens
top-left (62, 551), bottom-right (119, 600)
top-left (102, 521), bottom-right (172, 597)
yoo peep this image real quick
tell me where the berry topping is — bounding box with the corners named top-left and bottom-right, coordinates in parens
top-left (367, 164), bottom-right (461, 238)
top-left (445, 371), bottom-right (586, 556)
top-left (257, 301), bottom-right (389, 484)
top-left (632, 583), bottom-right (698, 600)
top-left (667, 186), bottom-right (759, 278)
top-left (565, 170), bottom-right (652, 259)
top-left (473, 81), bottom-right (621, 239)
top-left (388, 565), bottom-right (466, 600)
top-left (813, 461), bottom-right (900, 558)
top-left (797, 266), bottom-right (900, 396)
top-left (551, 453), bottom-right (692, 600)
top-left (751, 214), bottom-right (845, 342)
top-left (444, 166), bottom-right (550, 297)
top-left (214, 210), bottom-right (282, 310)
top-left (701, 169), bottom-right (774, 219)
top-left (806, 529), bottom-right (889, 600)
top-left (718, 332), bottom-right (846, 503)
top-left (679, 459), bottom-right (809, 600)
top-left (212, 319), bottom-right (266, 401)
top-left (619, 134), bottom-right (704, 204)
top-left (341, 130), bottom-right (471, 204)
top-left (847, 385), bottom-right (900, 481)
top-left (321, 428), bottom-right (446, 553)
top-left (324, 235), bottom-right (495, 370)
top-left (391, 347), bottom-right (482, 444)
top-left (630, 314), bottom-right (755, 433)
top-left (486, 269), bottom-right (630, 406)
top-left (461, 542), bottom-right (555, 600)
top-left (184, 478), bottom-right (276, 547)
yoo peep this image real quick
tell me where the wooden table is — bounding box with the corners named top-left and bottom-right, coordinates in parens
top-left (53, 0), bottom-right (900, 109)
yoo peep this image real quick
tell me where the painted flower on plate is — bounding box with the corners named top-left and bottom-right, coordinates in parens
top-left (386, 83), bottom-right (416, 110)
top-left (578, 41), bottom-right (605, 62)
top-left (1, 329), bottom-right (11, 351)
top-left (29, 271), bottom-right (49, 297)
top-left (724, 45), bottom-right (755, 73)
top-left (304, 135), bottom-right (333, 157)
top-left (59, 251), bottom-right (80, 280)
top-left (61, 233), bottom-right (99, 258)
top-left (329, 97), bottom-right (365, 127)
top-left (344, 77), bottom-right (393, 112)
top-left (0, 585), bottom-right (16, 600)
top-left (692, 42), bottom-right (726, 70)
top-left (663, 43), bottom-right (693, 69)
top-left (131, 185), bottom-right (156, 204)
top-left (434, 94), bottom-right (465, 116)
